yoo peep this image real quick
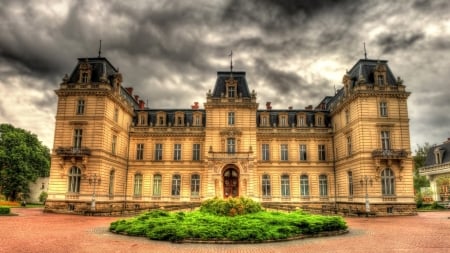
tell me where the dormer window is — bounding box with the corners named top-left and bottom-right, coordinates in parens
top-left (225, 77), bottom-right (238, 98)
top-left (377, 75), bottom-right (384, 85)
top-left (297, 113), bottom-right (306, 127)
top-left (174, 112), bottom-right (185, 126)
top-left (434, 148), bottom-right (445, 164)
top-left (279, 113), bottom-right (288, 127)
top-left (193, 112), bottom-right (202, 126)
top-left (82, 73), bottom-right (88, 83)
top-left (228, 86), bottom-right (236, 98)
top-left (156, 112), bottom-right (166, 126)
top-left (78, 61), bottom-right (92, 83)
top-left (315, 113), bottom-right (324, 127)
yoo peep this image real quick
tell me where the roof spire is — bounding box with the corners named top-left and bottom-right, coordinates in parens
top-left (229, 50), bottom-right (233, 76)
top-left (98, 40), bottom-right (102, 57)
top-left (363, 42), bottom-right (367, 60)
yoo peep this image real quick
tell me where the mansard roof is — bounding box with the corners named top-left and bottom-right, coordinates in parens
top-left (347, 59), bottom-right (397, 87)
top-left (256, 109), bottom-right (330, 127)
top-left (68, 57), bottom-right (119, 84)
top-left (212, 72), bottom-right (251, 98)
top-left (135, 109), bottom-right (206, 127)
top-left (424, 141), bottom-right (450, 166)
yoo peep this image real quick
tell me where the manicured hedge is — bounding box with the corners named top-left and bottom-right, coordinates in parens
top-left (0, 206), bottom-right (11, 215)
top-left (110, 198), bottom-right (347, 242)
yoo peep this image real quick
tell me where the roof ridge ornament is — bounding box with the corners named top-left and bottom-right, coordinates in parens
top-left (363, 42), bottom-right (367, 60)
top-left (229, 50), bottom-right (233, 78)
top-left (98, 40), bottom-right (102, 58)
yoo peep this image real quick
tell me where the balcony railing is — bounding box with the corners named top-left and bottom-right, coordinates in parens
top-left (208, 152), bottom-right (253, 161)
top-left (56, 146), bottom-right (91, 157)
top-left (372, 149), bottom-right (408, 159)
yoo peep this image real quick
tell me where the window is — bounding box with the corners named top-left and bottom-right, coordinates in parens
top-left (158, 116), bottom-right (164, 126)
top-left (262, 174), bottom-right (271, 197)
top-left (194, 115), bottom-right (201, 126)
top-left (298, 116), bottom-right (305, 127)
top-left (228, 86), bottom-right (235, 97)
top-left (114, 108), bottom-right (119, 122)
top-left (317, 116), bottom-right (323, 126)
top-left (347, 136), bottom-right (352, 156)
top-left (136, 143), bottom-right (144, 160)
top-left (281, 174), bottom-right (290, 197)
top-left (112, 135), bottom-right (117, 155)
top-left (434, 148), bottom-right (445, 164)
top-left (261, 116), bottom-right (268, 126)
top-left (381, 131), bottom-right (390, 150)
top-left (348, 171), bottom-right (353, 196)
top-left (82, 73), bottom-right (88, 83)
top-left (228, 112), bottom-right (235, 125)
top-left (319, 174), bottom-right (328, 196)
top-left (155, 143), bottom-right (163, 160)
top-left (377, 75), bottom-right (384, 85)
top-left (227, 138), bottom-right (236, 153)
top-left (73, 129), bottom-right (83, 149)
top-left (172, 175), bottom-right (181, 196)
top-left (177, 116), bottom-right (183, 126)
top-left (193, 144), bottom-right (201, 161)
top-left (345, 109), bottom-right (350, 125)
top-left (280, 144), bottom-right (288, 161)
top-left (191, 174), bottom-right (200, 196)
top-left (153, 174), bottom-right (162, 196)
top-left (133, 174), bottom-right (142, 197)
top-left (380, 102), bottom-right (388, 117)
top-left (299, 144), bottom-right (307, 161)
top-left (262, 144), bottom-right (270, 161)
top-left (76, 99), bottom-right (85, 115)
top-left (280, 116), bottom-right (287, 127)
top-left (109, 170), bottom-right (115, 196)
top-left (174, 144), bottom-right (182, 161)
top-left (68, 166), bottom-right (81, 193)
top-left (300, 175), bottom-right (309, 196)
top-left (318, 144), bottom-right (326, 161)
top-left (41, 182), bottom-right (45, 190)
top-left (381, 168), bottom-right (395, 195)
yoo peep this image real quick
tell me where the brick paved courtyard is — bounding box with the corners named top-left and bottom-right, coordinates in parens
top-left (1, 208), bottom-right (449, 253)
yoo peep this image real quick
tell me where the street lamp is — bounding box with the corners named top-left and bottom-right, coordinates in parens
top-left (89, 174), bottom-right (101, 211)
top-left (360, 175), bottom-right (373, 216)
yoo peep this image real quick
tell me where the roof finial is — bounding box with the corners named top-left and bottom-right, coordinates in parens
top-left (229, 50), bottom-right (233, 76)
top-left (98, 40), bottom-right (102, 57)
top-left (363, 42), bottom-right (367, 60)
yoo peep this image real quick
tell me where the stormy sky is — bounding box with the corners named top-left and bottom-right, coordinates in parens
top-left (1, 0), bottom-right (449, 153)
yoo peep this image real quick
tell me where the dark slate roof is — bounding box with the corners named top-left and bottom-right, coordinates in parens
top-left (256, 110), bottom-right (330, 127)
top-left (212, 72), bottom-right (251, 98)
top-left (135, 109), bottom-right (206, 126)
top-left (347, 59), bottom-right (397, 87)
top-left (68, 57), bottom-right (118, 84)
top-left (424, 141), bottom-right (450, 166)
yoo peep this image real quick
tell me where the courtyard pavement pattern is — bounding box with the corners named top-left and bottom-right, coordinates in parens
top-left (1, 208), bottom-right (449, 253)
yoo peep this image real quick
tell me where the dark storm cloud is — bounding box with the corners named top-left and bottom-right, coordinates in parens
top-left (376, 32), bottom-right (425, 54)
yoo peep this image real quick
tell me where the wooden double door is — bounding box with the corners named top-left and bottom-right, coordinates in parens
top-left (223, 168), bottom-right (239, 198)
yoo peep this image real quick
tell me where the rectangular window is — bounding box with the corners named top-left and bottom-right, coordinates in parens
top-left (262, 144), bottom-right (270, 161)
top-left (299, 144), bottom-right (307, 161)
top-left (280, 116), bottom-right (287, 127)
top-left (380, 102), bottom-right (388, 117)
top-left (77, 99), bottom-right (85, 115)
top-left (134, 174), bottom-right (142, 197)
top-left (319, 175), bottom-right (328, 196)
top-left (172, 175), bottom-right (181, 196)
top-left (192, 144), bottom-right (201, 161)
top-left (261, 116), bottom-right (267, 126)
top-left (109, 171), bottom-right (115, 196)
top-left (280, 144), bottom-right (288, 161)
top-left (114, 108), bottom-right (119, 122)
top-left (300, 175), bottom-right (309, 196)
top-left (348, 171), bottom-right (353, 196)
top-left (227, 138), bottom-right (236, 153)
top-left (228, 86), bottom-right (235, 97)
top-left (136, 143), bottom-right (144, 160)
top-left (112, 135), bottom-right (117, 155)
top-left (347, 136), bottom-right (352, 156)
top-left (381, 131), bottom-right (390, 150)
top-left (262, 174), bottom-right (271, 197)
top-left (318, 144), bottom-right (326, 161)
top-left (345, 109), bottom-right (350, 125)
top-left (298, 116), bottom-right (305, 127)
top-left (155, 143), bottom-right (163, 160)
top-left (153, 174), bottom-right (162, 196)
top-left (281, 175), bottom-right (290, 197)
top-left (191, 174), bottom-right (200, 196)
top-left (73, 129), bottom-right (83, 149)
top-left (194, 115), bottom-right (201, 126)
top-left (378, 75), bottom-right (384, 85)
top-left (174, 144), bottom-right (182, 161)
top-left (228, 112), bottom-right (235, 125)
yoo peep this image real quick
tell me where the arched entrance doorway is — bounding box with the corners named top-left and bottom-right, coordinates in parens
top-left (223, 167), bottom-right (239, 198)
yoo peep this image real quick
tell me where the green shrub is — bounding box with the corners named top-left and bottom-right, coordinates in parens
top-left (39, 191), bottom-right (48, 203)
top-left (199, 197), bottom-right (262, 216)
top-left (0, 206), bottom-right (11, 215)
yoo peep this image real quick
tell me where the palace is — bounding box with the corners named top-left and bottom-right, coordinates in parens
top-left (45, 55), bottom-right (416, 216)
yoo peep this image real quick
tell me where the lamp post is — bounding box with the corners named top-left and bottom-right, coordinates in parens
top-left (89, 174), bottom-right (101, 211)
top-left (360, 175), bottom-right (373, 217)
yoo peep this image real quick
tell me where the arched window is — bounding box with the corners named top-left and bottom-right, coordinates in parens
top-left (262, 174), bottom-right (271, 197)
top-left (153, 174), bottom-right (162, 196)
top-left (191, 174), bottom-right (200, 196)
top-left (68, 166), bottom-right (81, 193)
top-left (172, 174), bottom-right (181, 196)
top-left (134, 173), bottom-right (143, 197)
top-left (381, 168), bottom-right (395, 195)
top-left (109, 170), bottom-right (115, 196)
top-left (319, 174), bottom-right (328, 196)
top-left (300, 175), bottom-right (309, 196)
top-left (281, 174), bottom-right (290, 197)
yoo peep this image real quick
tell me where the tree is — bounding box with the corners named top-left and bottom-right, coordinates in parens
top-left (413, 143), bottom-right (431, 193)
top-left (0, 124), bottom-right (50, 201)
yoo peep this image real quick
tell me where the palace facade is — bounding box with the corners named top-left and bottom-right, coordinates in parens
top-left (45, 55), bottom-right (416, 216)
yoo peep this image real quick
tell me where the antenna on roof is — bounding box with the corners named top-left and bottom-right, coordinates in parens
top-left (98, 40), bottom-right (102, 57)
top-left (363, 42), bottom-right (367, 60)
top-left (229, 50), bottom-right (233, 77)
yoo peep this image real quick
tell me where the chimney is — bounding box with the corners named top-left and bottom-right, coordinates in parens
top-left (139, 100), bottom-right (145, 109)
top-left (288, 106), bottom-right (293, 110)
top-left (134, 95), bottom-right (139, 101)
top-left (125, 87), bottom-right (133, 95)
top-left (266, 102), bottom-right (272, 110)
top-left (305, 105), bottom-right (313, 110)
top-left (191, 101), bottom-right (199, 110)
